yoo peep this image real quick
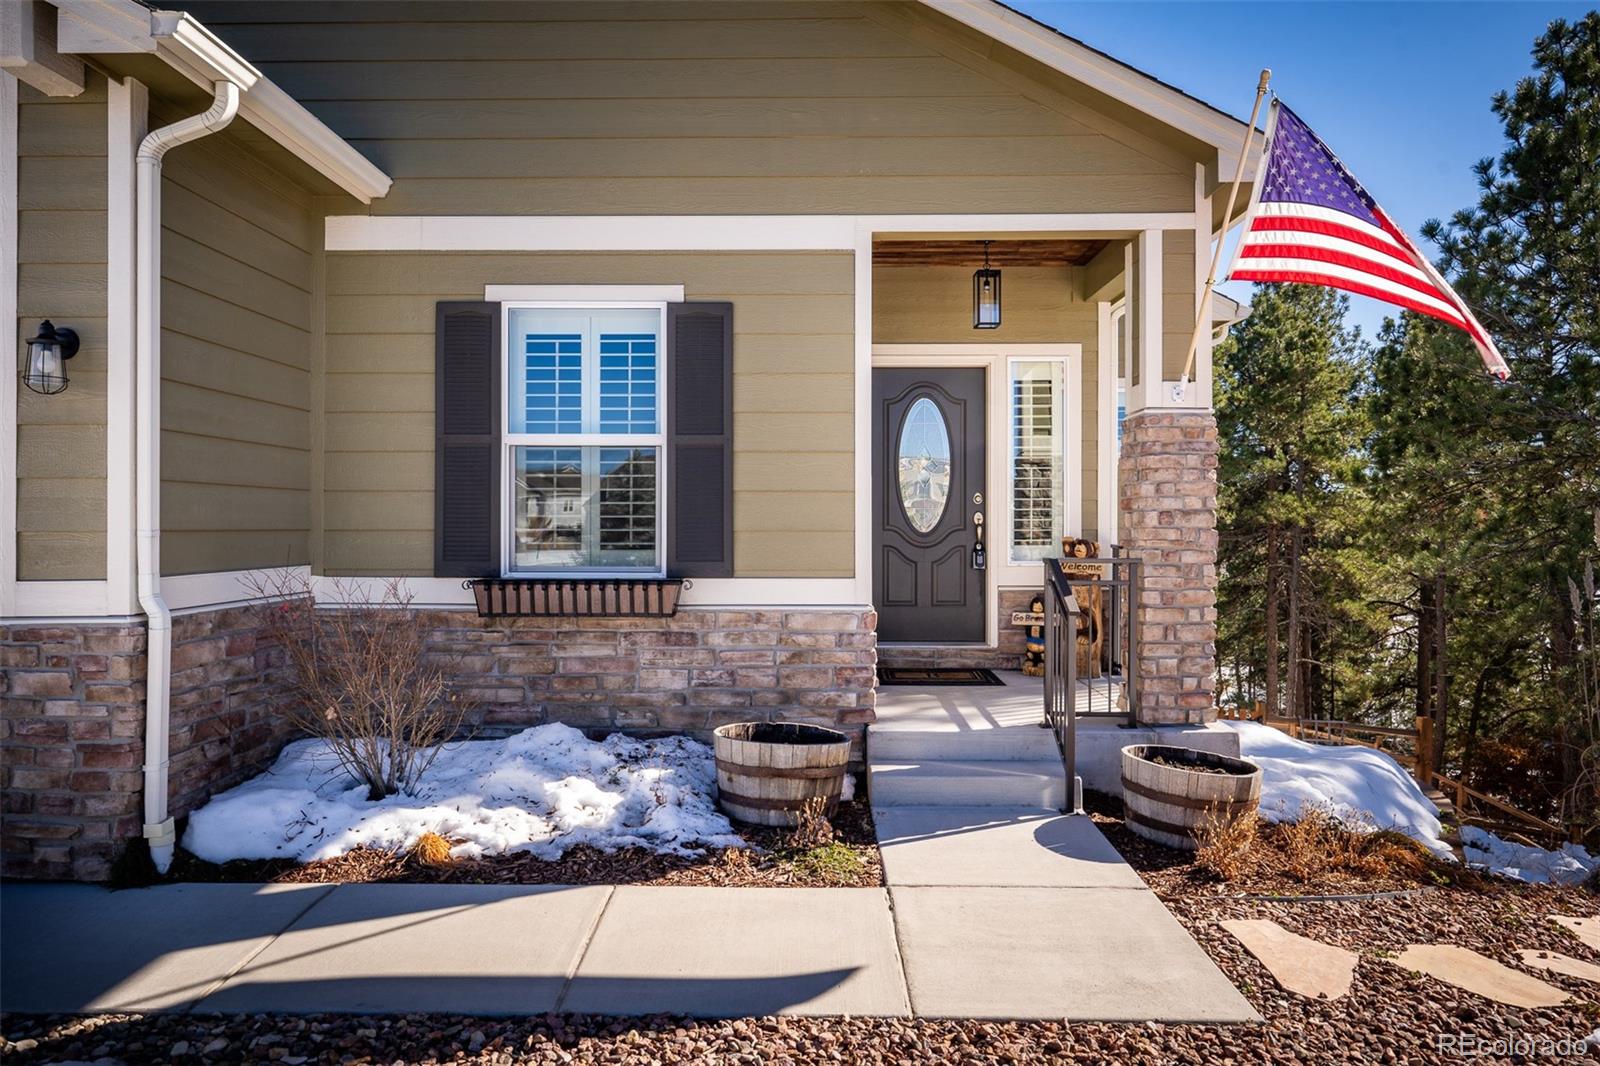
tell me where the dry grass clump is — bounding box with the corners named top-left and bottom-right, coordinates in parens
top-left (1277, 806), bottom-right (1432, 882)
top-left (410, 831), bottom-right (454, 867)
top-left (1194, 802), bottom-right (1439, 887)
top-left (1195, 806), bottom-right (1260, 881)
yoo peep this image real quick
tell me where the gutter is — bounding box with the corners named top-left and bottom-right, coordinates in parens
top-left (51, 4), bottom-right (392, 203)
top-left (134, 23), bottom-right (257, 873)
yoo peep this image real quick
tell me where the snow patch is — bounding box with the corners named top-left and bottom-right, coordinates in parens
top-left (1216, 721), bottom-right (1450, 855)
top-left (1460, 825), bottom-right (1599, 886)
top-left (183, 723), bottom-right (747, 864)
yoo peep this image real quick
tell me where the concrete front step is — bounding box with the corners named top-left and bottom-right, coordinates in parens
top-left (868, 724), bottom-right (1059, 762)
top-left (869, 759), bottom-right (1066, 809)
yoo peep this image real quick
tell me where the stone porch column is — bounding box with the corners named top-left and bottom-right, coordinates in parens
top-left (1117, 409), bottom-right (1219, 725)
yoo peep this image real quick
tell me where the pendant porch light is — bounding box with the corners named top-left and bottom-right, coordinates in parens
top-left (973, 241), bottom-right (1001, 330)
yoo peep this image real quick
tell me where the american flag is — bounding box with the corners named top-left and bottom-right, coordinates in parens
top-left (1228, 102), bottom-right (1509, 379)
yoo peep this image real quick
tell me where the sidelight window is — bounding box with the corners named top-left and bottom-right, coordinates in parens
top-left (1010, 360), bottom-right (1066, 561)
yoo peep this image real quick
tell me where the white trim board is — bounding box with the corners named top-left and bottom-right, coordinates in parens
top-left (105, 75), bottom-right (144, 617)
top-left (12, 580), bottom-right (110, 618)
top-left (308, 576), bottom-right (865, 609)
top-left (1, 74), bottom-right (17, 619)
top-left (161, 566), bottom-right (310, 613)
top-left (486, 284), bottom-right (683, 303)
top-left (325, 212), bottom-right (1198, 253)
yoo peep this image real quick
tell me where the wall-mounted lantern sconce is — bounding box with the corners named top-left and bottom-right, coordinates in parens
top-left (22, 320), bottom-right (79, 395)
top-left (972, 240), bottom-right (1001, 330)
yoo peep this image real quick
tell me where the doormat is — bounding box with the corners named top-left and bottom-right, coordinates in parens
top-left (877, 667), bottom-right (1005, 686)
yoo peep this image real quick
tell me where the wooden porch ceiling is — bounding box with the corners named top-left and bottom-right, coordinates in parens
top-left (872, 239), bottom-right (1110, 268)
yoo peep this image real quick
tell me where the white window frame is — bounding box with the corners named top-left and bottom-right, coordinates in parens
top-left (1006, 354), bottom-right (1076, 565)
top-left (499, 301), bottom-right (669, 579)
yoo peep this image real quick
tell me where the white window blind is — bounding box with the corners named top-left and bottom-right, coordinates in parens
top-left (1011, 360), bottom-right (1065, 562)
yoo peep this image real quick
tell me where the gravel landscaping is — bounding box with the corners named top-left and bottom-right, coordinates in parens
top-left (9, 793), bottom-right (1600, 1064)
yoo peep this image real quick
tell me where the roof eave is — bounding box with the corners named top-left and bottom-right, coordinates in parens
top-left (919, 0), bottom-right (1258, 178)
top-left (51, 1), bottom-right (391, 203)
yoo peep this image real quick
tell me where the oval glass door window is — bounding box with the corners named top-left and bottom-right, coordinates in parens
top-left (897, 397), bottom-right (952, 534)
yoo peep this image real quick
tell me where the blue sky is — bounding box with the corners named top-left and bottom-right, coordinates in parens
top-left (1007, 0), bottom-right (1591, 343)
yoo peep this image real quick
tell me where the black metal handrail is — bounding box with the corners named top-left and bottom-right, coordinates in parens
top-left (1053, 549), bottom-right (1142, 724)
top-left (1043, 558), bottom-right (1083, 814)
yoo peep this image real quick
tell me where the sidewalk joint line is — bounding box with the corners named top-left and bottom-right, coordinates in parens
top-left (181, 884), bottom-right (339, 1013)
top-left (882, 885), bottom-right (917, 1018)
top-left (554, 885), bottom-right (614, 1013)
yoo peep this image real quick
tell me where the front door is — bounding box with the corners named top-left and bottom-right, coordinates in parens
top-left (873, 368), bottom-right (986, 643)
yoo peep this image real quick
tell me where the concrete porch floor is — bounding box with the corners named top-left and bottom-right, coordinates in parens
top-left (873, 669), bottom-right (1124, 732)
top-left (868, 668), bottom-right (1242, 796)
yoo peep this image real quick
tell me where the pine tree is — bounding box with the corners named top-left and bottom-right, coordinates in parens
top-left (1216, 284), bottom-right (1373, 722)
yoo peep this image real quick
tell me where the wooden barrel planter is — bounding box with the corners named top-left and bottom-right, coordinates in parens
top-left (713, 723), bottom-right (851, 827)
top-left (1120, 745), bottom-right (1262, 851)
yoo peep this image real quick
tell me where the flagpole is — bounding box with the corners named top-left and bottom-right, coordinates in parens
top-left (1174, 68), bottom-right (1272, 403)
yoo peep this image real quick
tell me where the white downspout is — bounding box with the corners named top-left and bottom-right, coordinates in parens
top-left (137, 80), bottom-right (240, 872)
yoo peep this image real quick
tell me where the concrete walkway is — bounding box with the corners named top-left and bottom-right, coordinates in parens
top-left (0, 815), bottom-right (1256, 1023)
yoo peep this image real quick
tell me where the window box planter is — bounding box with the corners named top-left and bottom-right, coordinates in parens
top-left (468, 577), bottom-right (685, 618)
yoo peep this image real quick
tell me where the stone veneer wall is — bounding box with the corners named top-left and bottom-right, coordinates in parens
top-left (2, 603), bottom-right (877, 879)
top-left (422, 607), bottom-right (878, 749)
top-left (0, 606), bottom-right (298, 880)
top-left (1117, 409), bottom-right (1220, 725)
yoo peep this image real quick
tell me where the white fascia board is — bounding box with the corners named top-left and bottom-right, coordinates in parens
top-left (919, 0), bottom-right (1255, 176)
top-left (143, 11), bottom-right (391, 204)
top-left (238, 77), bottom-right (392, 204)
top-left (55, 0), bottom-right (156, 53)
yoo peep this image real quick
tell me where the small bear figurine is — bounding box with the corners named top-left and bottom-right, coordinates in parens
top-left (1022, 593), bottom-right (1046, 677)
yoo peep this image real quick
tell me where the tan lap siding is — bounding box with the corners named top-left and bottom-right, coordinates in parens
top-left (321, 252), bottom-right (854, 578)
top-left (182, 0), bottom-right (1193, 217)
top-left (873, 265), bottom-right (1102, 540)
top-left (158, 118), bottom-right (316, 575)
top-left (14, 77), bottom-right (109, 580)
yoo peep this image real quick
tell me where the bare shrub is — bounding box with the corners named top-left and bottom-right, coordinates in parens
top-left (244, 571), bottom-right (472, 801)
top-left (787, 796), bottom-right (837, 850)
top-left (1195, 807), bottom-right (1259, 881)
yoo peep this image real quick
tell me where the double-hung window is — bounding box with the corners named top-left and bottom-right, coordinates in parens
top-left (504, 305), bottom-right (665, 575)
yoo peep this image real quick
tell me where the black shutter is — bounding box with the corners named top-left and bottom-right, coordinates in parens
top-left (434, 302), bottom-right (501, 577)
top-left (667, 302), bottom-right (733, 578)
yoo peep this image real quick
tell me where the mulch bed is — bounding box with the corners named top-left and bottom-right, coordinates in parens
top-left (152, 794), bottom-right (882, 890)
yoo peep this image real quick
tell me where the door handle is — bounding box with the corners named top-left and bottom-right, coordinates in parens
top-left (972, 511), bottom-right (987, 570)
